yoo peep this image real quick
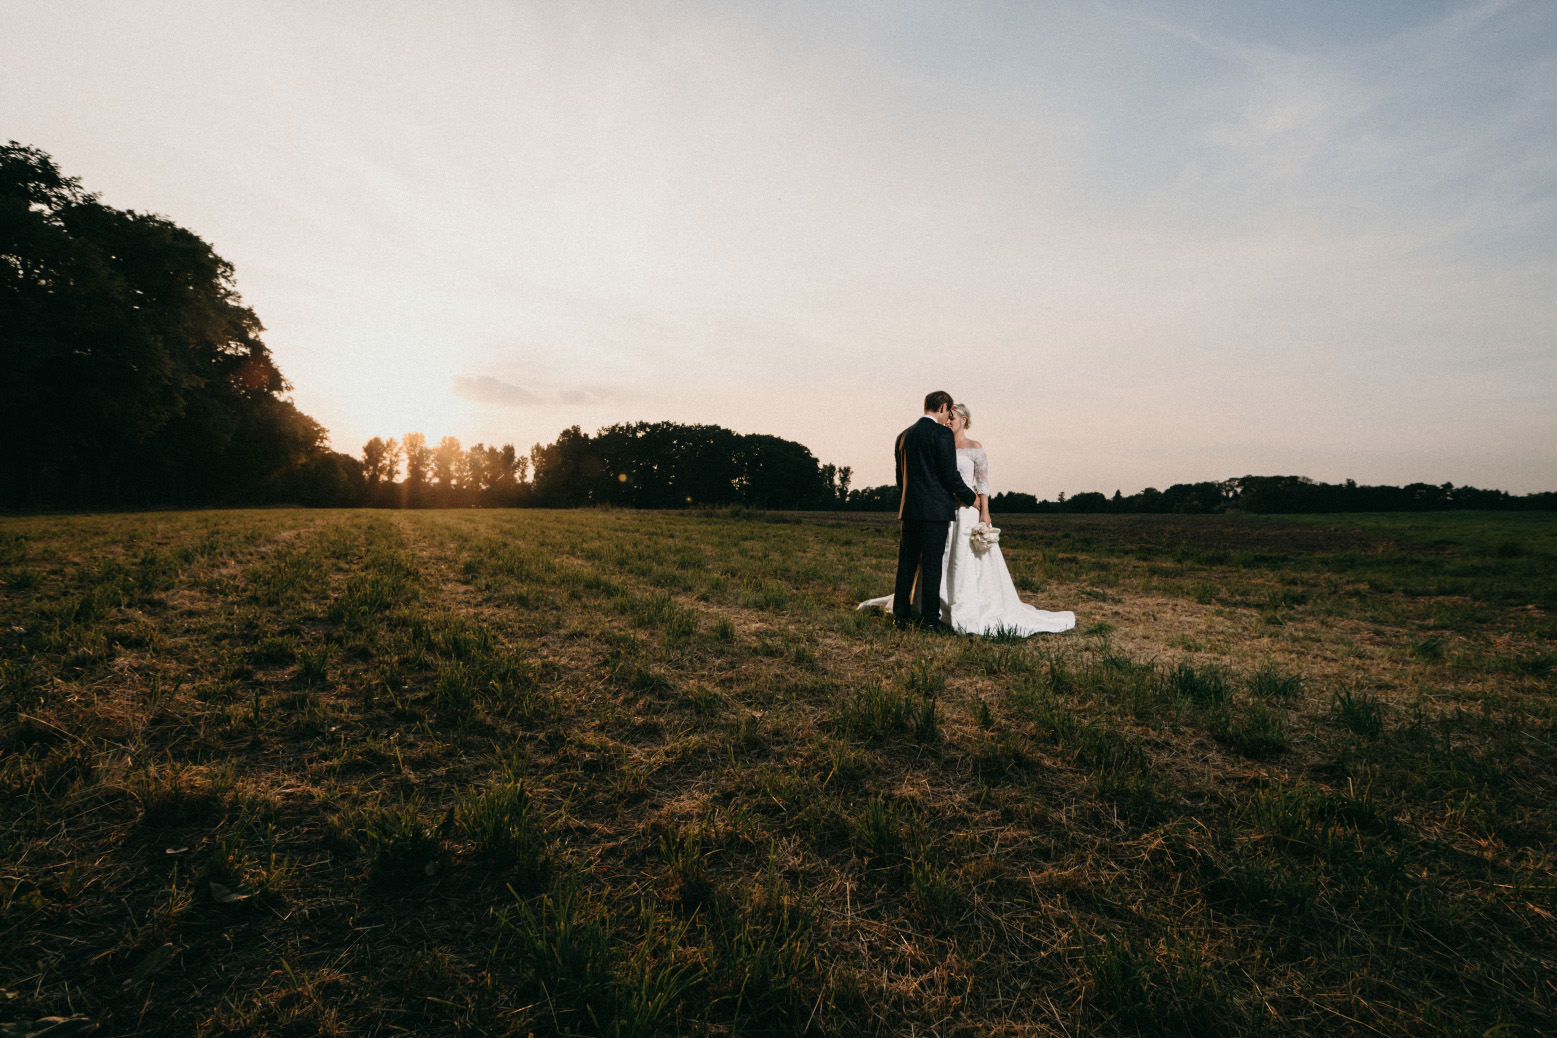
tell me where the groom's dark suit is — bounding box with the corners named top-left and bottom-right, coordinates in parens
top-left (894, 415), bottom-right (978, 629)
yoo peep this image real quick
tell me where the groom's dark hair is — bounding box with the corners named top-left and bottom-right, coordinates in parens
top-left (923, 390), bottom-right (954, 414)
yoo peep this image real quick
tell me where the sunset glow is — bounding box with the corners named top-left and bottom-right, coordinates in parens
top-left (5, 1), bottom-right (1554, 494)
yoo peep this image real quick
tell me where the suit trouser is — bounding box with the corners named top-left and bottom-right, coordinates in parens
top-left (893, 519), bottom-right (950, 624)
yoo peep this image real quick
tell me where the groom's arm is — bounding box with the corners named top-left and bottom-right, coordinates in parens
top-left (933, 428), bottom-right (977, 506)
top-left (894, 430), bottom-right (909, 518)
top-left (894, 431), bottom-right (906, 494)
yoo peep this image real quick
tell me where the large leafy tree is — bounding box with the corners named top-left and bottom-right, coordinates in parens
top-left (1, 142), bottom-right (349, 507)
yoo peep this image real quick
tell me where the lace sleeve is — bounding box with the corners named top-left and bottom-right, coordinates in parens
top-left (973, 449), bottom-right (990, 496)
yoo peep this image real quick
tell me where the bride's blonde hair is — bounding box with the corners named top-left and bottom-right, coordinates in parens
top-left (952, 403), bottom-right (971, 429)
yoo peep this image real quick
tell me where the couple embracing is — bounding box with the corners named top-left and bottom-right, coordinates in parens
top-left (859, 390), bottom-right (1075, 637)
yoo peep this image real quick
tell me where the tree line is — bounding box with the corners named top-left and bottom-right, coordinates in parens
top-left (846, 474), bottom-right (1557, 514)
top-left (357, 422), bottom-right (852, 510)
top-left (359, 434), bottom-right (530, 508)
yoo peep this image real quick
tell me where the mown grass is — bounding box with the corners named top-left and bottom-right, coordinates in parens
top-left (1, 508), bottom-right (1553, 1036)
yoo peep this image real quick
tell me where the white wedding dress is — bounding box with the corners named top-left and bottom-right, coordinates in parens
top-left (859, 447), bottom-right (1076, 636)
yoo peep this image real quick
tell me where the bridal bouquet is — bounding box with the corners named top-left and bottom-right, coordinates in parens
top-left (970, 523), bottom-right (1000, 552)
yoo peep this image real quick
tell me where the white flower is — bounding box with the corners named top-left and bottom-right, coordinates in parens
top-left (970, 524), bottom-right (1000, 552)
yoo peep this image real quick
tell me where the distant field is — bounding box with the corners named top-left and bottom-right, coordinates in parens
top-left (2, 508), bottom-right (1553, 1036)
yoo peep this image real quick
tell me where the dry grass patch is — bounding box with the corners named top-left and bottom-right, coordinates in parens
top-left (1, 508), bottom-right (1553, 1036)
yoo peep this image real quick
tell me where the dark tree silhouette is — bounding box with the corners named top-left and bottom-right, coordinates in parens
top-left (464, 442), bottom-right (525, 504)
top-left (1, 141), bottom-right (355, 508)
top-left (400, 433), bottom-right (431, 506)
top-left (496, 444), bottom-right (528, 496)
top-left (361, 436), bottom-right (401, 506)
top-left (518, 422), bottom-right (841, 509)
top-left (432, 435), bottom-right (463, 503)
top-left (362, 437), bottom-right (400, 486)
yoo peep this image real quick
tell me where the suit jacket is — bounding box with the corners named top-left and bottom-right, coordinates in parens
top-left (896, 416), bottom-right (978, 521)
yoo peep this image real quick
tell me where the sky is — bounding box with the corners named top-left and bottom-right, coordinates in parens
top-left (4, 0), bottom-right (1555, 496)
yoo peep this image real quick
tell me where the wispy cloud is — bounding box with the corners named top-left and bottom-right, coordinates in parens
top-left (450, 376), bottom-right (541, 407)
top-left (452, 374), bottom-right (629, 410)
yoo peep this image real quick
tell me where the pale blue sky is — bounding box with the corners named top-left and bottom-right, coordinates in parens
top-left (4, 0), bottom-right (1554, 495)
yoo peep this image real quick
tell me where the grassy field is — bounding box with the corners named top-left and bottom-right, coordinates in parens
top-left (2, 507), bottom-right (1554, 1036)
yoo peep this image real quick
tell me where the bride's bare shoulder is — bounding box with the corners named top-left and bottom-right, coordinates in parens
top-left (968, 438), bottom-right (983, 450)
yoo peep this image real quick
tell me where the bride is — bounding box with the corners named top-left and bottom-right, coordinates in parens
top-left (859, 403), bottom-right (1075, 637)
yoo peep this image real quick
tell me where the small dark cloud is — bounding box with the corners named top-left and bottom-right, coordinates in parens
top-left (454, 375), bottom-right (628, 408)
top-left (452, 375), bottom-right (542, 407)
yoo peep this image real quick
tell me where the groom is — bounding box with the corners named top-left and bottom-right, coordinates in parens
top-left (893, 390), bottom-right (978, 631)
